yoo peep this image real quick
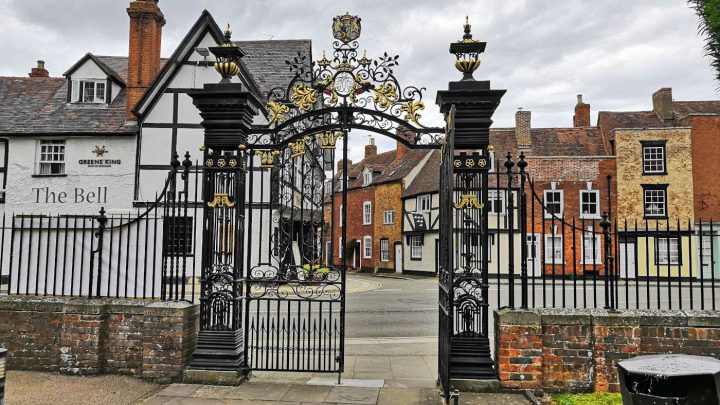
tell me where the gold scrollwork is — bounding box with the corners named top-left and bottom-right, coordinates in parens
top-left (400, 100), bottom-right (425, 124)
top-left (258, 149), bottom-right (280, 168)
top-left (318, 77), bottom-right (339, 105)
top-left (289, 136), bottom-right (311, 158)
top-left (454, 159), bottom-right (462, 168)
top-left (372, 82), bottom-right (398, 109)
top-left (206, 159), bottom-right (214, 167)
top-left (266, 101), bottom-right (290, 124)
top-left (454, 194), bottom-right (484, 210)
top-left (316, 131), bottom-right (343, 149)
top-left (207, 192), bottom-right (235, 208)
top-left (290, 84), bottom-right (318, 111)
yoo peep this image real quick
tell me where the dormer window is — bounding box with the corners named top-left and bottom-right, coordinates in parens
top-left (362, 169), bottom-right (372, 186)
top-left (71, 79), bottom-right (106, 103)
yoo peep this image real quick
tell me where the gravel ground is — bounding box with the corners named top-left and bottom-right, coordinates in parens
top-left (4, 371), bottom-right (163, 405)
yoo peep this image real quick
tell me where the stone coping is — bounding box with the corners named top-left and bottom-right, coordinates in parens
top-left (0, 295), bottom-right (198, 317)
top-left (495, 307), bottom-right (720, 328)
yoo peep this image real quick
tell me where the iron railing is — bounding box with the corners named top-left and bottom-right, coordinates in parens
top-left (488, 152), bottom-right (720, 311)
top-left (0, 153), bottom-right (200, 302)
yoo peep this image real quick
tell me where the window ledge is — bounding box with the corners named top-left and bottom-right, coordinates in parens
top-left (544, 261), bottom-right (567, 265)
top-left (32, 174), bottom-right (67, 178)
top-left (644, 216), bottom-right (669, 220)
top-left (642, 171), bottom-right (668, 176)
top-left (579, 215), bottom-right (602, 220)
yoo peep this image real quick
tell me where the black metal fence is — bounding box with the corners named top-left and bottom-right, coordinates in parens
top-left (0, 153), bottom-right (200, 302)
top-left (488, 152), bottom-right (720, 311)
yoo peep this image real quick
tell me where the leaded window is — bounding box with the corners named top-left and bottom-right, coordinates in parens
top-left (37, 140), bottom-right (66, 175)
top-left (656, 237), bottom-right (680, 265)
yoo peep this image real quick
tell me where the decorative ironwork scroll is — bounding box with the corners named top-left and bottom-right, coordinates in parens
top-left (246, 13), bottom-right (444, 149)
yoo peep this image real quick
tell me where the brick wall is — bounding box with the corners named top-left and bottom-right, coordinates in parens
top-left (496, 308), bottom-right (720, 394)
top-left (0, 296), bottom-right (198, 383)
top-left (681, 115), bottom-right (720, 221)
top-left (328, 187), bottom-right (375, 270)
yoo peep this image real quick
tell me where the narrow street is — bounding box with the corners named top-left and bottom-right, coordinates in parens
top-left (346, 274), bottom-right (438, 339)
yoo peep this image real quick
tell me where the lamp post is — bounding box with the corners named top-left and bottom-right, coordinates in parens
top-left (0, 347), bottom-right (7, 405)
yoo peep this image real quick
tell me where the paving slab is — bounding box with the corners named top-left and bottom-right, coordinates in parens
top-left (224, 382), bottom-right (292, 401)
top-left (377, 388), bottom-right (423, 405)
top-left (161, 398), bottom-right (226, 405)
top-left (383, 378), bottom-right (437, 389)
top-left (281, 384), bottom-right (333, 402)
top-left (325, 386), bottom-right (381, 404)
top-left (154, 384), bottom-right (201, 397)
top-left (390, 356), bottom-right (434, 379)
top-left (308, 377), bottom-right (384, 388)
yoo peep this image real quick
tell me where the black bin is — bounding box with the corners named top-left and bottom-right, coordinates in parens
top-left (618, 354), bottom-right (720, 405)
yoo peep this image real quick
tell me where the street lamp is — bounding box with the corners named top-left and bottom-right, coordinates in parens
top-left (0, 347), bottom-right (6, 405)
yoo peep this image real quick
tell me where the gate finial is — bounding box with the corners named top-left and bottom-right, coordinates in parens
top-left (450, 16), bottom-right (485, 81)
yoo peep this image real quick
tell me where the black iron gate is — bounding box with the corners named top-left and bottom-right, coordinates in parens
top-left (189, 14), bottom-right (506, 397)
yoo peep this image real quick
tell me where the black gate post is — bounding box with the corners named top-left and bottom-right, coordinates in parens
top-left (187, 26), bottom-right (261, 373)
top-left (436, 18), bottom-right (506, 394)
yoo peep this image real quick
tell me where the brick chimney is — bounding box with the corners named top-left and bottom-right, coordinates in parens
top-left (337, 159), bottom-right (352, 172)
top-left (573, 94), bottom-right (591, 127)
top-left (515, 108), bottom-right (532, 149)
top-left (396, 140), bottom-right (409, 160)
top-left (28, 60), bottom-right (49, 78)
top-left (652, 87), bottom-right (673, 121)
top-left (365, 138), bottom-right (377, 158)
top-left (126, 0), bottom-right (165, 121)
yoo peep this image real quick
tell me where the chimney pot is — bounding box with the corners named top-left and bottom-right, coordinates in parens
top-left (28, 60), bottom-right (49, 78)
top-left (365, 137), bottom-right (377, 158)
top-left (573, 94), bottom-right (591, 127)
top-left (337, 159), bottom-right (352, 172)
top-left (515, 109), bottom-right (532, 149)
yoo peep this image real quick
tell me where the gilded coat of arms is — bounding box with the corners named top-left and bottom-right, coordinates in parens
top-left (332, 13), bottom-right (361, 43)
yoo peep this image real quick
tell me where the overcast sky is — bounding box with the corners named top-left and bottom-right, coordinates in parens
top-left (0, 0), bottom-right (717, 161)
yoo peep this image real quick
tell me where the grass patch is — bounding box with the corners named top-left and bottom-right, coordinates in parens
top-left (552, 392), bottom-right (622, 405)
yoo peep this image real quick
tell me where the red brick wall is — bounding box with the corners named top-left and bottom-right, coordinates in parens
top-left (496, 309), bottom-right (720, 395)
top-left (524, 158), bottom-right (616, 275)
top-left (682, 115), bottom-right (720, 221)
top-left (328, 186), bottom-right (375, 270)
top-left (0, 296), bottom-right (198, 383)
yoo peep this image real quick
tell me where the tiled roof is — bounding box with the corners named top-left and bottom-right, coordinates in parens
top-left (345, 150), bottom-right (397, 190)
top-left (93, 56), bottom-right (169, 85)
top-left (489, 127), bottom-right (608, 157)
top-left (234, 40), bottom-right (312, 98)
top-left (0, 76), bottom-right (134, 135)
top-left (672, 101), bottom-right (720, 118)
top-left (402, 150), bottom-right (440, 197)
top-left (597, 100), bottom-right (720, 136)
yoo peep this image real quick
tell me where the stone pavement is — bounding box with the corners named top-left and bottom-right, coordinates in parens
top-left (142, 337), bottom-right (530, 405)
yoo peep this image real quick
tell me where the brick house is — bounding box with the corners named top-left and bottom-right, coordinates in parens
top-left (598, 87), bottom-right (720, 279)
top-left (324, 139), bottom-right (431, 272)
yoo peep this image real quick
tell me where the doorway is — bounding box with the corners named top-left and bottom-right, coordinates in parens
top-left (394, 242), bottom-right (403, 273)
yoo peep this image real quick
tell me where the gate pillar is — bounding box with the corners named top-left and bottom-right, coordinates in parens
top-left (187, 26), bottom-right (261, 372)
top-left (435, 18), bottom-right (506, 394)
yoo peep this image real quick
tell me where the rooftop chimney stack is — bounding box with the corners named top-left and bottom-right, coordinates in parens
top-left (652, 87), bottom-right (673, 121)
top-left (126, 0), bottom-right (165, 122)
top-left (573, 94), bottom-right (591, 127)
top-left (365, 137), bottom-right (377, 158)
top-left (28, 60), bottom-right (49, 78)
top-left (337, 159), bottom-right (352, 172)
top-left (515, 108), bottom-right (532, 149)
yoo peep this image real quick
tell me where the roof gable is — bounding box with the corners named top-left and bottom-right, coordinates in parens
top-left (63, 53), bottom-right (126, 86)
top-left (132, 10), bottom-right (226, 119)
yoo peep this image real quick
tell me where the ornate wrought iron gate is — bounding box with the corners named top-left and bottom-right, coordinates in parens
top-left (189, 14), bottom-right (505, 398)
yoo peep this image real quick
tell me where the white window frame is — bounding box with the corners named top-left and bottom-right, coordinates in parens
top-left (324, 179), bottom-right (333, 195)
top-left (656, 237), bottom-right (680, 265)
top-left (417, 194), bottom-right (432, 213)
top-left (699, 234), bottom-right (713, 272)
top-left (579, 190), bottom-right (601, 219)
top-left (410, 235), bottom-right (423, 259)
top-left (362, 168), bottom-right (372, 186)
top-left (380, 239), bottom-right (390, 262)
top-left (383, 210), bottom-right (395, 224)
top-left (642, 145), bottom-right (666, 174)
top-left (644, 188), bottom-right (667, 218)
top-left (488, 190), bottom-right (505, 214)
top-left (363, 236), bottom-right (372, 259)
top-left (338, 237), bottom-right (343, 258)
top-left (544, 232), bottom-right (564, 264)
top-left (36, 140), bottom-right (66, 175)
top-left (339, 204), bottom-right (344, 227)
top-left (72, 79), bottom-right (107, 104)
top-left (543, 190), bottom-right (564, 219)
top-left (580, 227), bottom-right (602, 265)
top-left (363, 201), bottom-right (372, 225)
